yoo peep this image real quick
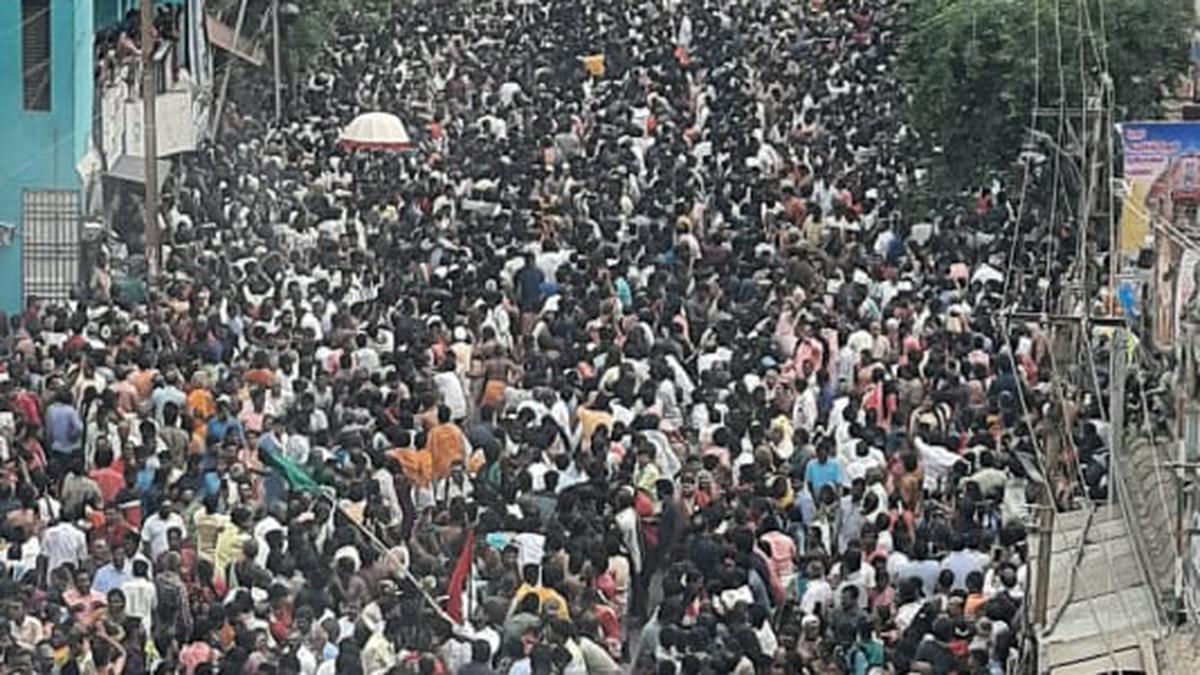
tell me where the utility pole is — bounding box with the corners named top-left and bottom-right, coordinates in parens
top-left (1109, 326), bottom-right (1126, 505)
top-left (1180, 319), bottom-right (1190, 610)
top-left (1032, 503), bottom-right (1055, 628)
top-left (1032, 330), bottom-right (1066, 630)
top-left (272, 0), bottom-right (282, 121)
top-left (141, 0), bottom-right (159, 282)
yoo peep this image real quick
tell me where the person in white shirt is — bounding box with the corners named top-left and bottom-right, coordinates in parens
top-left (120, 559), bottom-right (157, 634)
top-left (297, 625), bottom-right (335, 675)
top-left (351, 333), bottom-right (381, 373)
top-left (914, 433), bottom-right (966, 493)
top-left (141, 500), bottom-right (186, 561)
top-left (940, 535), bottom-right (990, 590)
top-left (434, 360), bottom-right (470, 422)
top-left (253, 504), bottom-right (286, 567)
top-left (845, 440), bottom-right (886, 484)
top-left (800, 560), bottom-right (834, 616)
top-left (792, 379), bottom-right (818, 433)
top-left (42, 519), bottom-right (88, 577)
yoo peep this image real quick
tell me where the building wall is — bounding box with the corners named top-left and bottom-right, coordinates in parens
top-left (0, 0), bottom-right (94, 314)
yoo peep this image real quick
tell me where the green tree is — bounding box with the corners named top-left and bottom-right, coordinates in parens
top-left (902, 0), bottom-right (1192, 195)
top-left (288, 0), bottom-right (394, 64)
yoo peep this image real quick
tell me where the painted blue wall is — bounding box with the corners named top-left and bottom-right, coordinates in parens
top-left (0, 0), bottom-right (94, 314)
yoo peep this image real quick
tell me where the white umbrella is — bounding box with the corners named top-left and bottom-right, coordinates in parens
top-left (338, 112), bottom-right (412, 151)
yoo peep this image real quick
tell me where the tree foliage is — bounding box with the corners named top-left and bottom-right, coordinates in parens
top-left (288, 0), bottom-right (395, 63)
top-left (902, 0), bottom-right (1192, 194)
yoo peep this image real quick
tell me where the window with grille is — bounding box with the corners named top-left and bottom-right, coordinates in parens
top-left (22, 0), bottom-right (51, 111)
top-left (22, 190), bottom-right (80, 303)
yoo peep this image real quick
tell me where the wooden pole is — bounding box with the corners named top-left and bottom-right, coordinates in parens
top-left (1032, 322), bottom-right (1074, 634)
top-left (1178, 323), bottom-right (1195, 616)
top-left (1032, 504), bottom-right (1055, 629)
top-left (211, 0), bottom-right (250, 137)
top-left (1109, 327), bottom-right (1125, 509)
top-left (272, 0), bottom-right (282, 121)
top-left (141, 0), bottom-right (159, 281)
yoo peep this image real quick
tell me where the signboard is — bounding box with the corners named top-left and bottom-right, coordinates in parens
top-left (1120, 122), bottom-right (1200, 348)
top-left (1120, 123), bottom-right (1200, 246)
top-left (121, 91), bottom-right (197, 159)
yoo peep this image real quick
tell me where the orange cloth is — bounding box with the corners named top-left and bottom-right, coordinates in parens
top-left (482, 379), bottom-right (507, 408)
top-left (245, 369), bottom-right (277, 388)
top-left (130, 369), bottom-right (158, 401)
top-left (189, 428), bottom-right (207, 455)
top-left (425, 424), bottom-right (465, 481)
top-left (392, 448), bottom-right (433, 488)
top-left (965, 593), bottom-right (987, 619)
top-left (467, 449), bottom-right (487, 476)
top-left (187, 388), bottom-right (216, 423)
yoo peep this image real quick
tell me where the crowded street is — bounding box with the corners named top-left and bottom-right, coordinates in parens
top-left (0, 0), bottom-right (1143, 673)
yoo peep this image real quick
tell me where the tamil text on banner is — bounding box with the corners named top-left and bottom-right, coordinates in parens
top-left (1120, 122), bottom-right (1200, 348)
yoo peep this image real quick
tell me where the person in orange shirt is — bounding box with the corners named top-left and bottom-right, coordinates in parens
top-left (425, 405), bottom-right (466, 483)
top-left (244, 351), bottom-right (277, 389)
top-left (89, 446), bottom-right (126, 505)
top-left (186, 373), bottom-right (216, 431)
top-left (129, 365), bottom-right (159, 403)
top-left (391, 429), bottom-right (433, 489)
top-left (963, 570), bottom-right (989, 618)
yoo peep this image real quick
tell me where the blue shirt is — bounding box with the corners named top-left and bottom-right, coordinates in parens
top-left (897, 558), bottom-right (942, 597)
top-left (515, 265), bottom-right (545, 312)
top-left (207, 416), bottom-right (245, 445)
top-left (91, 564), bottom-right (132, 594)
top-left (257, 431), bottom-right (283, 455)
top-left (45, 402), bottom-right (83, 455)
top-left (805, 457), bottom-right (844, 496)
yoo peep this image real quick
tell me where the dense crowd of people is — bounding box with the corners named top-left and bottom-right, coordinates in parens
top-left (0, 0), bottom-right (1118, 673)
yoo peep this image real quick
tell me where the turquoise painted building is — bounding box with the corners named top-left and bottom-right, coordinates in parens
top-left (0, 0), bottom-right (95, 314)
top-left (0, 0), bottom-right (193, 315)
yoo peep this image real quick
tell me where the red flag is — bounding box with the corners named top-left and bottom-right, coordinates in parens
top-left (446, 529), bottom-right (474, 623)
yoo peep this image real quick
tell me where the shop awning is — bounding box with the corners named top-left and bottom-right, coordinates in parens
top-left (106, 155), bottom-right (171, 189)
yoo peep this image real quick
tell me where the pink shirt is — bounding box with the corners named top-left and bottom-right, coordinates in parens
top-left (180, 642), bottom-right (218, 675)
top-left (761, 531), bottom-right (797, 583)
top-left (62, 588), bottom-right (106, 628)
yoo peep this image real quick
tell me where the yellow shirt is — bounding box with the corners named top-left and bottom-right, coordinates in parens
top-left (577, 407), bottom-right (613, 447)
top-left (511, 583), bottom-right (571, 620)
top-left (583, 54), bottom-right (605, 77)
top-left (213, 524), bottom-right (247, 583)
